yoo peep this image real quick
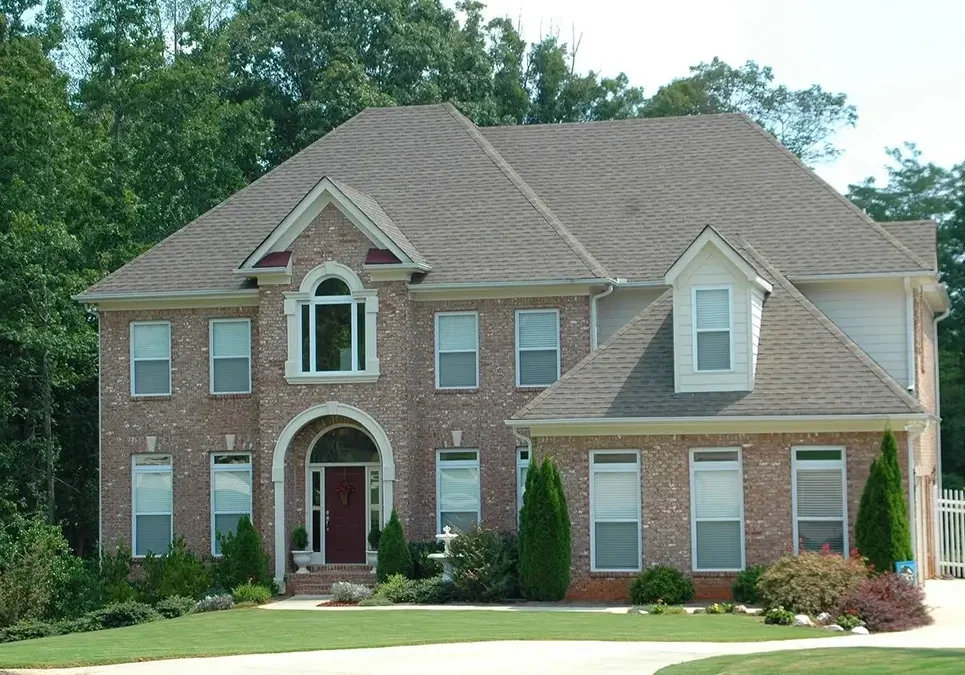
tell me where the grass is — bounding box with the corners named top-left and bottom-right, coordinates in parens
top-left (658, 648), bottom-right (965, 673)
top-left (0, 609), bottom-right (831, 668)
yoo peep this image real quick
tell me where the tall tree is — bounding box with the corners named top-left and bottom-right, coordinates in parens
top-left (643, 58), bottom-right (857, 164)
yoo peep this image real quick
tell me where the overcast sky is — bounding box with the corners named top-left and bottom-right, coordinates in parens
top-left (471, 0), bottom-right (965, 192)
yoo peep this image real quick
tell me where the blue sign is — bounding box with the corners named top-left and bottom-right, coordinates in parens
top-left (895, 560), bottom-right (917, 584)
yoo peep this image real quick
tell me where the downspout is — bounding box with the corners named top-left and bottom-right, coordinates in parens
top-left (589, 278), bottom-right (625, 350)
top-left (511, 427), bottom-right (533, 460)
top-left (905, 425), bottom-right (921, 578)
top-left (905, 278), bottom-right (916, 393)
top-left (932, 303), bottom-right (950, 571)
top-left (97, 309), bottom-right (103, 559)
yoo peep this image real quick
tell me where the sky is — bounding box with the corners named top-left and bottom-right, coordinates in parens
top-left (471, 0), bottom-right (965, 192)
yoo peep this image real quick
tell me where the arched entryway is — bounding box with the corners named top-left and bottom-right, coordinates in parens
top-left (272, 402), bottom-right (395, 585)
top-left (305, 425), bottom-right (381, 564)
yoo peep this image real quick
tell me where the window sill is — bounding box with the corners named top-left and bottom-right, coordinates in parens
top-left (433, 388), bottom-right (479, 394)
top-left (130, 394), bottom-right (172, 402)
top-left (515, 385), bottom-right (552, 392)
top-left (589, 570), bottom-right (640, 576)
top-left (286, 372), bottom-right (380, 385)
top-left (207, 392), bottom-right (252, 400)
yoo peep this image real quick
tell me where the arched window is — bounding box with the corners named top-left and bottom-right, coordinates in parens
top-left (309, 426), bottom-right (379, 464)
top-left (299, 277), bottom-right (365, 373)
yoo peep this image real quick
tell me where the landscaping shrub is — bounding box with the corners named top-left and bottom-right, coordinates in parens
top-left (373, 574), bottom-right (454, 604)
top-left (0, 514), bottom-right (79, 626)
top-left (215, 516), bottom-right (272, 590)
top-left (231, 582), bottom-right (273, 605)
top-left (834, 572), bottom-right (932, 633)
top-left (88, 601), bottom-right (161, 629)
top-left (358, 594), bottom-right (393, 607)
top-left (138, 537), bottom-right (211, 603)
top-left (731, 564), bottom-right (767, 604)
top-left (705, 602), bottom-right (734, 615)
top-left (630, 565), bottom-right (695, 606)
top-left (377, 509), bottom-right (412, 582)
top-left (836, 612), bottom-right (862, 630)
top-left (192, 594), bottom-right (235, 613)
top-left (0, 619), bottom-right (63, 643)
top-left (757, 551), bottom-right (867, 615)
top-left (763, 606), bottom-right (794, 625)
top-left (518, 457), bottom-right (571, 600)
top-left (449, 527), bottom-right (513, 602)
top-left (408, 540), bottom-right (443, 579)
top-left (154, 595), bottom-right (195, 618)
top-left (329, 582), bottom-right (373, 604)
top-left (648, 601), bottom-right (685, 615)
top-left (855, 429), bottom-right (913, 574)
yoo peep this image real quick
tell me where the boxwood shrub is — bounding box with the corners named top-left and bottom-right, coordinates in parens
top-left (630, 565), bottom-right (695, 606)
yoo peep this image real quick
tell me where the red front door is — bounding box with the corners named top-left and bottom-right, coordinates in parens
top-left (325, 466), bottom-right (366, 563)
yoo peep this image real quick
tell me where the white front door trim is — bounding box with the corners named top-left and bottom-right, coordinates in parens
top-left (272, 402), bottom-right (396, 586)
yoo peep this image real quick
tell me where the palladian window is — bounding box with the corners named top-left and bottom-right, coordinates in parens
top-left (300, 278), bottom-right (366, 373)
top-left (283, 262), bottom-right (379, 384)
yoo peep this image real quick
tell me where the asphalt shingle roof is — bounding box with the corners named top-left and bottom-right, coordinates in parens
top-left (513, 244), bottom-right (923, 421)
top-left (81, 104), bottom-right (932, 299)
top-left (880, 220), bottom-right (938, 271)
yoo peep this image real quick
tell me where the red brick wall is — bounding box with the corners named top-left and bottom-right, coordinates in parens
top-left (536, 431), bottom-right (907, 601)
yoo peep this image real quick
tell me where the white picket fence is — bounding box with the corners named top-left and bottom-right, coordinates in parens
top-left (940, 488), bottom-right (965, 578)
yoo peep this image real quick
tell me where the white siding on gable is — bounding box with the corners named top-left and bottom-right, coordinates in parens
top-left (798, 279), bottom-right (909, 386)
top-left (750, 289), bottom-right (764, 379)
top-left (597, 287), bottom-right (665, 344)
top-left (673, 247), bottom-right (750, 393)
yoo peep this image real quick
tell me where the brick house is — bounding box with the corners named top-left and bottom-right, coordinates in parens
top-left (77, 104), bottom-right (949, 599)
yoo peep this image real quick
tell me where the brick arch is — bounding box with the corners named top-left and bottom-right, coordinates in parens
top-left (272, 402), bottom-right (395, 585)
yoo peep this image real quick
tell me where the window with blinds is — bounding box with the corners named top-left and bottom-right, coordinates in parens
top-left (435, 312), bottom-right (479, 388)
top-left (436, 450), bottom-right (480, 532)
top-left (590, 451), bottom-right (641, 571)
top-left (693, 287), bottom-right (731, 371)
top-left (133, 455), bottom-right (172, 556)
top-left (210, 319), bottom-right (251, 394)
top-left (517, 447), bottom-right (530, 514)
top-left (515, 309), bottom-right (560, 387)
top-left (690, 449), bottom-right (744, 571)
top-left (131, 322), bottom-right (171, 396)
top-left (211, 454), bottom-right (252, 555)
top-left (792, 447), bottom-right (847, 555)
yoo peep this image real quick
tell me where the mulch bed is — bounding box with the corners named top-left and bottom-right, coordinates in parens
top-left (317, 601), bottom-right (360, 607)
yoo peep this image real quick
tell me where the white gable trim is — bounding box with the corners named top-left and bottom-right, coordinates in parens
top-left (239, 177), bottom-right (423, 273)
top-left (665, 227), bottom-right (772, 293)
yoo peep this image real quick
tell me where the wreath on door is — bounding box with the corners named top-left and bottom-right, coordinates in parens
top-left (335, 480), bottom-right (355, 506)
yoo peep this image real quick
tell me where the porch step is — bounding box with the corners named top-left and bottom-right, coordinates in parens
top-left (287, 564), bottom-right (377, 595)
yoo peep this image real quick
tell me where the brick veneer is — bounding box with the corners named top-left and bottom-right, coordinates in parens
top-left (535, 431), bottom-right (909, 601)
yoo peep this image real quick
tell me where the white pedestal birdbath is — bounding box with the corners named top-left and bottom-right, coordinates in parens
top-left (427, 526), bottom-right (458, 581)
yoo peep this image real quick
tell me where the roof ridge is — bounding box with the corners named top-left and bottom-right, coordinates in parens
top-left (733, 114), bottom-right (932, 272)
top-left (739, 236), bottom-right (922, 413)
top-left (483, 112), bottom-right (747, 132)
top-left (513, 289), bottom-right (673, 419)
top-left (441, 103), bottom-right (611, 279)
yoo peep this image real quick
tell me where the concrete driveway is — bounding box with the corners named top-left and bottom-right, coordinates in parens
top-left (7, 581), bottom-right (964, 675)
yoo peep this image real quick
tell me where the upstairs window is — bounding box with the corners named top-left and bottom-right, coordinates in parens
top-left (515, 309), bottom-right (561, 387)
top-left (694, 287), bottom-right (731, 371)
top-left (131, 322), bottom-right (171, 396)
top-left (435, 312), bottom-right (479, 388)
top-left (299, 278), bottom-right (365, 373)
top-left (210, 319), bottom-right (251, 394)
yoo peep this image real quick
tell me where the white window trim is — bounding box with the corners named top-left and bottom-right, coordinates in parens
top-left (517, 447), bottom-right (530, 514)
top-left (435, 449), bottom-right (481, 532)
top-left (791, 446), bottom-right (848, 555)
top-left (209, 318), bottom-right (252, 395)
top-left (131, 455), bottom-right (173, 558)
top-left (691, 285), bottom-right (734, 373)
top-left (282, 262), bottom-right (380, 384)
top-left (434, 311), bottom-right (480, 389)
top-left (589, 450), bottom-right (642, 573)
top-left (130, 321), bottom-right (172, 397)
top-left (210, 453), bottom-right (253, 556)
top-left (689, 448), bottom-right (746, 572)
top-left (514, 309), bottom-right (561, 388)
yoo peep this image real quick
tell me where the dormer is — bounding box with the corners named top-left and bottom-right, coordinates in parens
top-left (664, 227), bottom-right (772, 393)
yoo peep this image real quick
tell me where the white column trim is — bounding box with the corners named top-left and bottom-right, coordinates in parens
top-left (271, 402), bottom-right (396, 586)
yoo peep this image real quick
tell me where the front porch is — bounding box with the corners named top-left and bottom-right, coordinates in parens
top-left (286, 563), bottom-right (377, 596)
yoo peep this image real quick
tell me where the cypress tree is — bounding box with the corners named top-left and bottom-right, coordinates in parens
top-left (855, 428), bottom-right (913, 573)
top-left (376, 509), bottom-right (412, 581)
top-left (518, 457), bottom-right (571, 600)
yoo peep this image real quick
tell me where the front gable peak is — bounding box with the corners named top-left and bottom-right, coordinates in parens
top-left (237, 177), bottom-right (430, 284)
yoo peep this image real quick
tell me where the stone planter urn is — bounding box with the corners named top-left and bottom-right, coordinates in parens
top-left (292, 550), bottom-right (313, 574)
top-left (366, 550), bottom-right (378, 567)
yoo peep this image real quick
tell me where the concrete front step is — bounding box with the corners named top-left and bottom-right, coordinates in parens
top-left (287, 564), bottom-right (377, 595)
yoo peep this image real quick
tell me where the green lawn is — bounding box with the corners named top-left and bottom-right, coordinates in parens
top-left (0, 609), bottom-right (830, 668)
top-left (658, 648), bottom-right (965, 674)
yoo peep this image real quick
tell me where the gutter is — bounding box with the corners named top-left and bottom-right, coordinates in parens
top-left (506, 413), bottom-right (931, 428)
top-left (511, 428), bottom-right (533, 462)
top-left (589, 278), bottom-right (625, 350)
top-left (408, 278), bottom-right (607, 292)
top-left (74, 288), bottom-right (260, 303)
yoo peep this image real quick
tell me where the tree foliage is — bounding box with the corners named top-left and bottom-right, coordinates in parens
top-left (376, 509), bottom-right (411, 582)
top-left (855, 429), bottom-right (913, 574)
top-left (518, 457), bottom-right (570, 600)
